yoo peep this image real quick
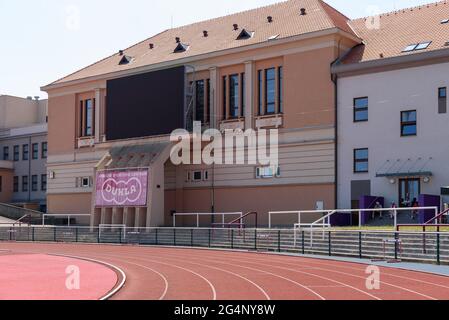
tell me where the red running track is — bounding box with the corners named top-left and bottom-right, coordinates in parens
top-left (0, 251), bottom-right (118, 300)
top-left (1, 243), bottom-right (449, 300)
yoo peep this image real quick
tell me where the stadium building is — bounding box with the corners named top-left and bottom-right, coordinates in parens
top-left (42, 0), bottom-right (361, 227)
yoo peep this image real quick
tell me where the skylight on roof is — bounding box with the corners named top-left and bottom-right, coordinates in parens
top-left (402, 44), bottom-right (418, 52)
top-left (402, 41), bottom-right (432, 53)
top-left (415, 41), bottom-right (432, 50)
top-left (441, 19), bottom-right (449, 24)
top-left (268, 34), bottom-right (279, 41)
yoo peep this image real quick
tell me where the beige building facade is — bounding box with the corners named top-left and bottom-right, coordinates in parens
top-left (42, 0), bottom-right (361, 227)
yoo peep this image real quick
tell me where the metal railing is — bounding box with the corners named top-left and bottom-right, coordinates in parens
top-left (1, 226), bottom-right (449, 265)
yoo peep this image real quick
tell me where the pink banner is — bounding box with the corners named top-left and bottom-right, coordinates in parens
top-left (95, 169), bottom-right (148, 207)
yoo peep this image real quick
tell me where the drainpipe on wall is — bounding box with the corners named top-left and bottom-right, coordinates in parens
top-left (331, 71), bottom-right (339, 210)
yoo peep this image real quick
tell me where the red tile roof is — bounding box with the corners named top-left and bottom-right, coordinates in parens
top-left (48, 0), bottom-right (356, 86)
top-left (342, 1), bottom-right (449, 64)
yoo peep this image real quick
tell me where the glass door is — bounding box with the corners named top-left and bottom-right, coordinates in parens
top-left (399, 178), bottom-right (421, 207)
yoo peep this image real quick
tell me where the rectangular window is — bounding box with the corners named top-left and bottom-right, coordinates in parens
top-left (13, 176), bottom-right (19, 192)
top-left (22, 144), bottom-right (29, 161)
top-left (241, 73), bottom-right (245, 117)
top-left (32, 143), bottom-right (39, 160)
top-left (80, 99), bottom-right (95, 137)
top-left (206, 79), bottom-right (211, 123)
top-left (258, 70), bottom-right (263, 116)
top-left (85, 99), bottom-right (94, 136)
top-left (195, 80), bottom-right (205, 123)
top-left (229, 74), bottom-right (239, 118)
top-left (354, 97), bottom-right (369, 122)
top-left (354, 148), bottom-right (369, 173)
top-left (256, 166), bottom-right (281, 179)
top-left (278, 67), bottom-right (283, 113)
top-left (401, 110), bottom-right (417, 136)
top-left (223, 76), bottom-right (227, 119)
top-left (2, 146), bottom-right (9, 161)
top-left (41, 174), bottom-right (47, 191)
top-left (32, 175), bottom-right (38, 192)
top-left (0, 176), bottom-right (2, 192)
top-left (22, 176), bottom-right (29, 192)
top-left (41, 142), bottom-right (48, 159)
top-left (13, 145), bottom-right (19, 162)
top-left (439, 87), bottom-right (447, 114)
top-left (265, 68), bottom-right (276, 114)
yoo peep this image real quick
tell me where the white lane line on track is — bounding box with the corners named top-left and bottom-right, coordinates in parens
top-left (96, 252), bottom-right (217, 301)
top-left (148, 251), bottom-right (325, 300)
top-left (156, 251), bottom-right (382, 301)
top-left (87, 254), bottom-right (169, 300)
top-left (199, 252), bottom-right (438, 300)
top-left (121, 253), bottom-right (271, 300)
top-left (272, 256), bottom-right (449, 291)
top-left (50, 253), bottom-right (127, 301)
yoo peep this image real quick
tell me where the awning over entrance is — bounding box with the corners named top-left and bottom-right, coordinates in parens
top-left (375, 157), bottom-right (433, 178)
top-left (97, 142), bottom-right (172, 170)
top-left (376, 171), bottom-right (433, 178)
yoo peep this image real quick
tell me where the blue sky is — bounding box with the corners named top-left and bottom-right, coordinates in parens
top-left (0, 0), bottom-right (433, 98)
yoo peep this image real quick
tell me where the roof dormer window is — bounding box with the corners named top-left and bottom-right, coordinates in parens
top-left (236, 29), bottom-right (254, 40)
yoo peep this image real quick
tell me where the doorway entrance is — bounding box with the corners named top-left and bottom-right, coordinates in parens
top-left (399, 178), bottom-right (421, 207)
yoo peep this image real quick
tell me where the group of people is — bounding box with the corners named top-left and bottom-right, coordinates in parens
top-left (371, 198), bottom-right (420, 220)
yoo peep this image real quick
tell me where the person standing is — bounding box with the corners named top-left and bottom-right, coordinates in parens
top-left (372, 202), bottom-right (383, 220)
top-left (390, 202), bottom-right (398, 220)
top-left (411, 198), bottom-right (419, 220)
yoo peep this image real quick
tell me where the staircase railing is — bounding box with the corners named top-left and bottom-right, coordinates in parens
top-left (212, 211), bottom-right (258, 229)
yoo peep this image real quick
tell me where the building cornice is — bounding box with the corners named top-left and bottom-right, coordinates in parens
top-left (332, 47), bottom-right (449, 77)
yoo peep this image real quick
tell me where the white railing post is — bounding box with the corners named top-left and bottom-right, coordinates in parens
top-left (197, 214), bottom-right (200, 228)
top-left (173, 215), bottom-right (176, 228)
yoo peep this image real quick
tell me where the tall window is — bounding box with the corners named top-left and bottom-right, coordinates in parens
top-left (258, 66), bottom-right (283, 115)
top-left (265, 68), bottom-right (276, 114)
top-left (22, 176), bottom-right (29, 192)
top-left (439, 87), bottom-right (447, 114)
top-left (278, 67), bottom-right (283, 113)
top-left (32, 143), bottom-right (39, 160)
top-left (258, 70), bottom-right (263, 115)
top-left (229, 74), bottom-right (239, 118)
top-left (13, 176), bottom-right (18, 192)
top-left (2, 146), bottom-right (8, 161)
top-left (354, 148), bottom-right (369, 173)
top-left (195, 80), bottom-right (205, 123)
top-left (22, 144), bottom-right (29, 161)
top-left (41, 174), bottom-right (47, 191)
top-left (206, 79), bottom-right (211, 123)
top-left (32, 175), bottom-right (38, 192)
top-left (241, 73), bottom-right (245, 117)
top-left (0, 176), bottom-right (2, 193)
top-left (80, 99), bottom-right (95, 137)
top-left (41, 142), bottom-right (48, 159)
top-left (401, 110), bottom-right (417, 136)
top-left (13, 145), bottom-right (19, 162)
top-left (354, 97), bottom-right (369, 122)
top-left (223, 76), bottom-right (227, 119)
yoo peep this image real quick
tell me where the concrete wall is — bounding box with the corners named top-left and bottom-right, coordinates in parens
top-left (338, 61), bottom-right (449, 209)
top-left (0, 96), bottom-right (47, 129)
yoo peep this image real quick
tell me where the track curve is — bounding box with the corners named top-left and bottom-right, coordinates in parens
top-left (1, 242), bottom-right (449, 300)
